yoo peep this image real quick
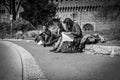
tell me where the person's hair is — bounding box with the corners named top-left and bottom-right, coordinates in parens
top-left (52, 18), bottom-right (60, 22)
top-left (63, 18), bottom-right (74, 31)
top-left (63, 18), bottom-right (73, 24)
top-left (52, 18), bottom-right (65, 32)
top-left (57, 22), bottom-right (65, 32)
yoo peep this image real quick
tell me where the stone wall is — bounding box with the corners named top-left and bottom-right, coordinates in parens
top-left (57, 10), bottom-right (120, 32)
top-left (51, 0), bottom-right (120, 32)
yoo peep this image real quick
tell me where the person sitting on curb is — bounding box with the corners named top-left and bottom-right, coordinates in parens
top-left (35, 18), bottom-right (65, 47)
top-left (43, 18), bottom-right (65, 47)
top-left (34, 25), bottom-right (51, 45)
top-left (50, 18), bottom-right (83, 53)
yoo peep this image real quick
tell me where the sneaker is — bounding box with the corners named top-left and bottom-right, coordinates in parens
top-left (50, 48), bottom-right (57, 52)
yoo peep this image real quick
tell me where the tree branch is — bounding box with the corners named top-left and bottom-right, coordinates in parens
top-left (4, 4), bottom-right (11, 14)
top-left (1, 0), bottom-right (11, 13)
top-left (16, 0), bottom-right (22, 13)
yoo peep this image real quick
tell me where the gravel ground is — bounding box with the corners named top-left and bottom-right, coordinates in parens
top-left (9, 40), bottom-right (120, 80)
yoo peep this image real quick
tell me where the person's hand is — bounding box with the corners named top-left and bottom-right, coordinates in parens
top-left (68, 32), bottom-right (72, 34)
top-left (63, 32), bottom-right (71, 34)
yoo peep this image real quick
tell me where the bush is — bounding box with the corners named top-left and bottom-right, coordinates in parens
top-left (15, 31), bottom-right (24, 39)
top-left (0, 22), bottom-right (11, 38)
top-left (23, 30), bottom-right (40, 38)
top-left (13, 19), bottom-right (36, 32)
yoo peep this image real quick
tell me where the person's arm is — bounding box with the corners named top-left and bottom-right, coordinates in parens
top-left (71, 23), bottom-right (83, 37)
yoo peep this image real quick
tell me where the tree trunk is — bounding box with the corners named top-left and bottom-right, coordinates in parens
top-left (12, 0), bottom-right (16, 20)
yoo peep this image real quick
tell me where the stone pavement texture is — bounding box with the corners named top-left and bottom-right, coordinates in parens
top-left (85, 45), bottom-right (120, 56)
top-left (0, 41), bottom-right (22, 80)
top-left (0, 41), bottom-right (47, 80)
top-left (9, 40), bottom-right (120, 80)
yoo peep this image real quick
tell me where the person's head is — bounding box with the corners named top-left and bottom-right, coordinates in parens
top-left (43, 26), bottom-right (46, 30)
top-left (63, 18), bottom-right (74, 31)
top-left (52, 18), bottom-right (65, 31)
top-left (52, 18), bottom-right (60, 25)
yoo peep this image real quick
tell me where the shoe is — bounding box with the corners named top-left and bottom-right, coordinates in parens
top-left (78, 49), bottom-right (83, 53)
top-left (43, 43), bottom-right (47, 47)
top-left (50, 48), bottom-right (57, 52)
top-left (54, 50), bottom-right (60, 53)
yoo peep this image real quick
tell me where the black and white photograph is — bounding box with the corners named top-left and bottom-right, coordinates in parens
top-left (0, 0), bottom-right (120, 80)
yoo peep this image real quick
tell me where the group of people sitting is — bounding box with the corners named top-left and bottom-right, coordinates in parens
top-left (35, 18), bottom-right (105, 53)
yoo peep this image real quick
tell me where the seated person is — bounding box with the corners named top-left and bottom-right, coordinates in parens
top-left (50, 18), bottom-right (83, 53)
top-left (34, 26), bottom-right (51, 45)
top-left (43, 18), bottom-right (65, 47)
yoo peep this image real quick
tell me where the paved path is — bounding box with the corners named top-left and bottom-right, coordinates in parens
top-left (0, 40), bottom-right (47, 80)
top-left (8, 40), bottom-right (120, 80)
top-left (0, 41), bottom-right (22, 80)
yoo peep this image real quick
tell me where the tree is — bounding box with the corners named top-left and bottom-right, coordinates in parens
top-left (0, 22), bottom-right (11, 38)
top-left (20, 0), bottom-right (58, 29)
top-left (0, 0), bottom-right (23, 20)
top-left (13, 19), bottom-right (36, 32)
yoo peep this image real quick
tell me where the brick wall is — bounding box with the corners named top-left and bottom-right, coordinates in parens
top-left (54, 0), bottom-right (120, 32)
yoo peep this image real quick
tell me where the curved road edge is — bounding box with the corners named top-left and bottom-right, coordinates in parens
top-left (1, 41), bottom-right (47, 80)
top-left (0, 41), bottom-right (22, 80)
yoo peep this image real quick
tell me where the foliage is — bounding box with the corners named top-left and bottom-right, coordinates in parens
top-left (0, 0), bottom-right (22, 20)
top-left (20, 0), bottom-right (58, 28)
top-left (24, 30), bottom-right (39, 38)
top-left (0, 22), bottom-right (11, 38)
top-left (13, 19), bottom-right (36, 32)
